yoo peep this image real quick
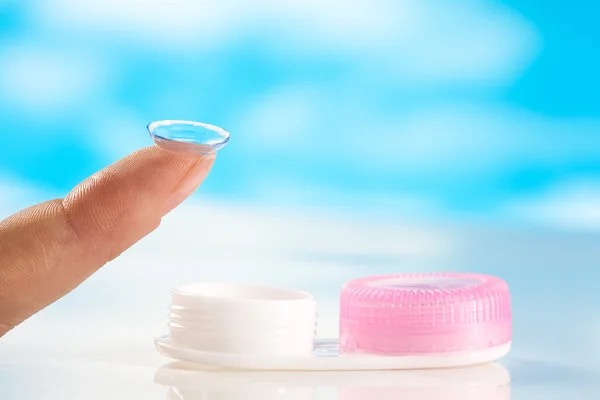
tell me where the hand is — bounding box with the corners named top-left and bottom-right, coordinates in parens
top-left (0, 146), bottom-right (216, 337)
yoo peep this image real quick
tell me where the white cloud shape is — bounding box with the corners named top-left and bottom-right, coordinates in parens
top-left (146, 200), bottom-right (451, 260)
top-left (238, 92), bottom-right (600, 180)
top-left (505, 179), bottom-right (600, 231)
top-left (0, 44), bottom-right (106, 114)
top-left (34, 0), bottom-right (240, 50)
top-left (384, 0), bottom-right (539, 84)
top-left (32, 0), bottom-right (404, 51)
top-left (235, 86), bottom-right (326, 151)
top-left (364, 106), bottom-right (600, 178)
top-left (32, 0), bottom-right (538, 85)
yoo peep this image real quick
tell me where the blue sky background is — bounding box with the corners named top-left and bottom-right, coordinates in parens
top-left (0, 0), bottom-right (599, 228)
top-left (2, 1), bottom-right (600, 390)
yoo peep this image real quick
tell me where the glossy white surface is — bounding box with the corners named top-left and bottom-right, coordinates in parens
top-left (1, 203), bottom-right (599, 399)
top-left (155, 337), bottom-right (511, 371)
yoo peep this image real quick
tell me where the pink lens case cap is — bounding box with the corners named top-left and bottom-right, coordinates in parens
top-left (340, 273), bottom-right (512, 355)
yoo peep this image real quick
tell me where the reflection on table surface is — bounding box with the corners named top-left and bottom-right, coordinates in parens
top-left (1, 355), bottom-right (600, 400)
top-left (156, 361), bottom-right (510, 400)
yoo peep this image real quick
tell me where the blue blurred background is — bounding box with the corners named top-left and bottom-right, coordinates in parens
top-left (1, 0), bottom-right (599, 227)
top-left (1, 0), bottom-right (600, 393)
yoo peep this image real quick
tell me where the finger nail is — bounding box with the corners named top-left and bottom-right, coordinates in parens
top-left (163, 153), bottom-right (216, 215)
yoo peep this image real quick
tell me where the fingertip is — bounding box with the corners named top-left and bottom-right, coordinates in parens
top-left (62, 145), bottom-right (213, 258)
top-left (163, 152), bottom-right (216, 215)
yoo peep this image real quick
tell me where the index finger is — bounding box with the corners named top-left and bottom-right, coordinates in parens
top-left (0, 146), bottom-right (215, 335)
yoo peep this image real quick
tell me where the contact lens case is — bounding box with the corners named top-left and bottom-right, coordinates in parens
top-left (155, 273), bottom-right (512, 370)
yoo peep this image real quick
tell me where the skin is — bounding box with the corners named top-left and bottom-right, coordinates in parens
top-left (0, 146), bottom-right (215, 337)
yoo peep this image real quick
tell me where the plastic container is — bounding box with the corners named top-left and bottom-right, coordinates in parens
top-left (167, 283), bottom-right (317, 356)
top-left (155, 273), bottom-right (512, 370)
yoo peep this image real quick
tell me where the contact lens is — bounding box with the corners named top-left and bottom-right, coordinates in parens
top-left (147, 120), bottom-right (230, 155)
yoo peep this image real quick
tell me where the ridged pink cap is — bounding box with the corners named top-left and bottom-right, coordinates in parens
top-left (340, 273), bottom-right (511, 355)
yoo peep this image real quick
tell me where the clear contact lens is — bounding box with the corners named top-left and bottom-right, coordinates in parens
top-left (147, 120), bottom-right (230, 155)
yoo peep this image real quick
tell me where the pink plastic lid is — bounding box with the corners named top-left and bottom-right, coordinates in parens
top-left (339, 273), bottom-right (511, 355)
